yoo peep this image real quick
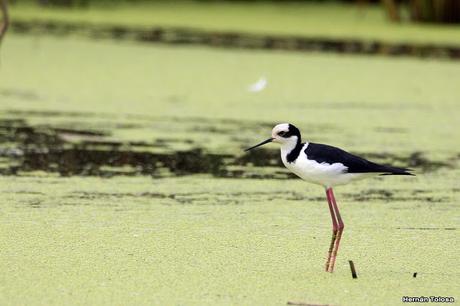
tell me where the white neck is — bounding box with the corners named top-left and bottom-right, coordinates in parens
top-left (280, 136), bottom-right (302, 156)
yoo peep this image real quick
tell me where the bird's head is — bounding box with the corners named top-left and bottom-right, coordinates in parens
top-left (245, 123), bottom-right (301, 151)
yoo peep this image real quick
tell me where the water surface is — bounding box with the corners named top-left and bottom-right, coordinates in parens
top-left (0, 34), bottom-right (459, 305)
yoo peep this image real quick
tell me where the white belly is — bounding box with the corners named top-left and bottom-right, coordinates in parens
top-left (281, 149), bottom-right (365, 188)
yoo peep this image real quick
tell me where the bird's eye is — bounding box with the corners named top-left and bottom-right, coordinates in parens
top-left (278, 131), bottom-right (286, 137)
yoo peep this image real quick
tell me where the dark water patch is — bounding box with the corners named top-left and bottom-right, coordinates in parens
top-left (14, 147), bottom-right (233, 178)
top-left (4, 109), bottom-right (335, 136)
top-left (0, 117), bottom-right (455, 178)
top-left (10, 20), bottom-right (460, 60)
top-left (6, 190), bottom-right (46, 195)
top-left (347, 189), bottom-right (449, 203)
top-left (5, 109), bottom-right (107, 118)
top-left (154, 138), bottom-right (195, 147)
top-left (235, 148), bottom-right (281, 167)
top-left (396, 227), bottom-right (457, 231)
top-left (0, 124), bottom-right (64, 148)
top-left (65, 190), bottom-right (325, 205)
top-left (53, 127), bottom-right (108, 137)
top-left (358, 151), bottom-right (452, 173)
top-left (0, 118), bottom-right (28, 137)
top-left (411, 189), bottom-right (431, 194)
top-left (367, 195), bottom-right (449, 203)
top-left (27, 200), bottom-right (42, 208)
top-left (348, 188), bottom-right (394, 201)
top-left (67, 191), bottom-right (170, 200)
top-left (0, 88), bottom-right (40, 101)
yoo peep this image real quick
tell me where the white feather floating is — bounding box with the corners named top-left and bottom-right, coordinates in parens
top-left (248, 77), bottom-right (267, 93)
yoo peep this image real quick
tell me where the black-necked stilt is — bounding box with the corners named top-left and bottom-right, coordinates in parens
top-left (245, 123), bottom-right (413, 273)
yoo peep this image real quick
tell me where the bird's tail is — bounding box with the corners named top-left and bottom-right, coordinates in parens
top-left (379, 165), bottom-right (414, 176)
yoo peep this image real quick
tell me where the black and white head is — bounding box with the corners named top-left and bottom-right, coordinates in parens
top-left (245, 123), bottom-right (301, 151)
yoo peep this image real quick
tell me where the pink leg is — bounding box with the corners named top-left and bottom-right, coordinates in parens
top-left (325, 188), bottom-right (338, 272)
top-left (326, 188), bottom-right (345, 273)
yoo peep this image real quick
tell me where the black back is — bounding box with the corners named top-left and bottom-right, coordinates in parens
top-left (304, 142), bottom-right (412, 175)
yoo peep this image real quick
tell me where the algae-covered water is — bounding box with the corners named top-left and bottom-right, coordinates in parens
top-left (0, 35), bottom-right (459, 305)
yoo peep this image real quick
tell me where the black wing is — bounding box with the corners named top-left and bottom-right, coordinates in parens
top-left (304, 142), bottom-right (413, 175)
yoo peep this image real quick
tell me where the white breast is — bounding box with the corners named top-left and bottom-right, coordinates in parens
top-left (281, 143), bottom-right (364, 188)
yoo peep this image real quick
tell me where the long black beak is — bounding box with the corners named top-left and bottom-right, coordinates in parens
top-left (244, 138), bottom-right (274, 151)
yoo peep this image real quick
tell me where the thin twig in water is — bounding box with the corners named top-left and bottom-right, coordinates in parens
top-left (349, 260), bottom-right (358, 279)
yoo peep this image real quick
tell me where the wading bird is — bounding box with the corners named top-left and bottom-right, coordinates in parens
top-left (245, 123), bottom-right (413, 272)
